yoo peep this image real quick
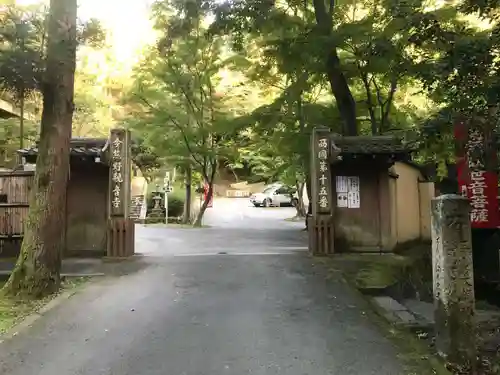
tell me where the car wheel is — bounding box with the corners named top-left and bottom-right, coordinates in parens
top-left (263, 198), bottom-right (271, 208)
top-left (291, 198), bottom-right (299, 207)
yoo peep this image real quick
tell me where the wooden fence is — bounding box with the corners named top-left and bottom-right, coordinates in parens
top-left (0, 170), bottom-right (137, 258)
top-left (0, 171), bottom-right (34, 257)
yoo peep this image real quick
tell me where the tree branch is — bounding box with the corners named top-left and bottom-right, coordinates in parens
top-left (381, 76), bottom-right (398, 131)
top-left (329, 0), bottom-right (335, 18)
top-left (357, 63), bottom-right (378, 135)
top-left (133, 93), bottom-right (205, 169)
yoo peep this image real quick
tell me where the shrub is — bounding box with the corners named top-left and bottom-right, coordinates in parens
top-left (167, 193), bottom-right (185, 218)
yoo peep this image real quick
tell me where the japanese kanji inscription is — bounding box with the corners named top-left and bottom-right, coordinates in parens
top-left (316, 136), bottom-right (331, 212)
top-left (109, 129), bottom-right (130, 217)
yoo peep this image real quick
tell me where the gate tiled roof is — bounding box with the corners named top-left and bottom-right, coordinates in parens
top-left (18, 138), bottom-right (107, 157)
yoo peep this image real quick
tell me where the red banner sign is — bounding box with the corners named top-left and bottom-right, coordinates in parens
top-left (454, 120), bottom-right (499, 228)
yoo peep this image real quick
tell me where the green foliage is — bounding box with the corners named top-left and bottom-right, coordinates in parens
top-left (0, 2), bottom-right (112, 166)
top-left (207, 0), bottom-right (500, 175)
top-left (0, 117), bottom-right (38, 166)
top-left (5, 0), bottom-right (500, 185)
top-left (167, 193), bottom-right (185, 218)
top-left (0, 4), bottom-right (45, 102)
top-left (0, 3), bottom-right (106, 103)
top-left (130, 137), bottom-right (161, 180)
top-left (124, 0), bottom-right (248, 184)
top-left (72, 54), bottom-right (122, 137)
top-left (395, 0), bottom-right (500, 167)
top-left (0, 2), bottom-right (108, 147)
top-left (77, 18), bottom-right (106, 48)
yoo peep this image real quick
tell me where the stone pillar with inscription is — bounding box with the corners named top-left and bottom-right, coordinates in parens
top-left (431, 194), bottom-right (476, 368)
top-left (308, 127), bottom-right (334, 255)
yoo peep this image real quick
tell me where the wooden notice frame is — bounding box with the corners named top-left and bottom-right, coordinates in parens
top-left (310, 127), bottom-right (333, 216)
top-left (109, 128), bottom-right (131, 218)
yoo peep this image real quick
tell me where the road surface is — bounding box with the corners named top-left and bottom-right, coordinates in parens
top-left (0, 198), bottom-right (406, 375)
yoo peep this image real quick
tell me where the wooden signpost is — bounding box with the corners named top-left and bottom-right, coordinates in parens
top-left (308, 127), bottom-right (336, 255)
top-left (106, 128), bottom-right (135, 258)
top-left (109, 129), bottom-right (131, 217)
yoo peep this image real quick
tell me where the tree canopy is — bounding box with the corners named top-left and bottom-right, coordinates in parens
top-left (3, 0), bottom-right (500, 217)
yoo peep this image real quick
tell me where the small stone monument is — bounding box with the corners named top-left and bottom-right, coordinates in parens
top-left (147, 194), bottom-right (164, 223)
top-left (431, 194), bottom-right (476, 368)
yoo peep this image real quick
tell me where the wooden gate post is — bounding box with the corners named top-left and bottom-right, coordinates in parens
top-left (106, 128), bottom-right (135, 258)
top-left (308, 127), bottom-right (336, 255)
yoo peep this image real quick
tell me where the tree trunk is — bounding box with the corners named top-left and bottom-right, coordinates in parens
top-left (20, 89), bottom-right (24, 150)
top-left (182, 163), bottom-right (192, 224)
top-left (193, 182), bottom-right (212, 227)
top-left (294, 180), bottom-right (306, 217)
top-left (325, 50), bottom-right (358, 136)
top-left (312, 0), bottom-right (357, 136)
top-left (3, 0), bottom-right (77, 299)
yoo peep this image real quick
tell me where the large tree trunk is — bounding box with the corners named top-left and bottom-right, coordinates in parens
top-left (3, 0), bottom-right (77, 298)
top-left (312, 0), bottom-right (358, 136)
top-left (182, 163), bottom-right (192, 224)
top-left (325, 50), bottom-right (358, 136)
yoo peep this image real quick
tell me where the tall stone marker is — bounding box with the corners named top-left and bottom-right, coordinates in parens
top-left (431, 194), bottom-right (476, 368)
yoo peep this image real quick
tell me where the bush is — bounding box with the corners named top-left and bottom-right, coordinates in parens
top-left (167, 193), bottom-right (185, 218)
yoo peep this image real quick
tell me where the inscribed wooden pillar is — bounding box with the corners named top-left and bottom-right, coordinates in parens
top-left (309, 127), bottom-right (334, 255)
top-left (107, 128), bottom-right (134, 258)
top-left (109, 129), bottom-right (131, 218)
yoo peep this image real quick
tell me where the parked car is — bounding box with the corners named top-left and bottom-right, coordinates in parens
top-left (250, 184), bottom-right (298, 207)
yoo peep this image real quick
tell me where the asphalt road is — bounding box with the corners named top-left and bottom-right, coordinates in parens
top-left (0, 198), bottom-right (406, 375)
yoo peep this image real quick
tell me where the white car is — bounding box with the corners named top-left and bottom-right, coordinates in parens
top-left (250, 184), bottom-right (298, 207)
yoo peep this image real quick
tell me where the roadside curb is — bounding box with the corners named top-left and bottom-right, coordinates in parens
top-left (0, 289), bottom-right (78, 343)
top-left (370, 296), bottom-right (425, 328)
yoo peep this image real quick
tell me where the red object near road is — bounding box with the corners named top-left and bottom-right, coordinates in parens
top-left (203, 183), bottom-right (213, 208)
